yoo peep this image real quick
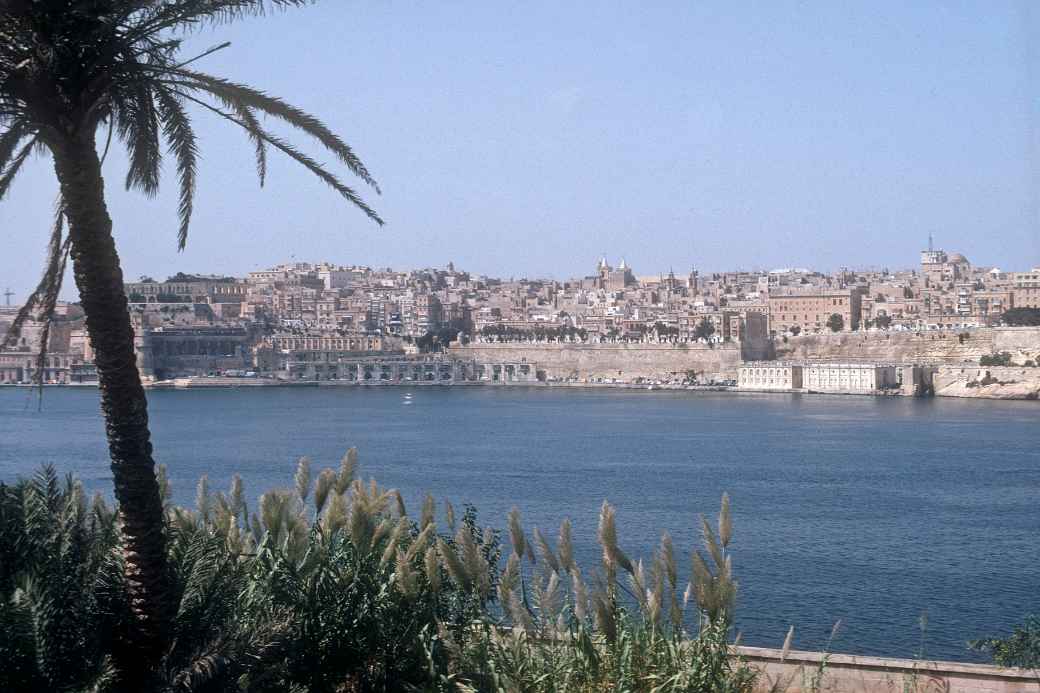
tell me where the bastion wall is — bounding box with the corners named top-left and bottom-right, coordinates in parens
top-left (448, 342), bottom-right (743, 381)
top-left (773, 327), bottom-right (1040, 365)
top-left (933, 365), bottom-right (1040, 400)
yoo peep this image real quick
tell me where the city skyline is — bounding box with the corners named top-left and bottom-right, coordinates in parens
top-left (5, 243), bottom-right (1040, 306)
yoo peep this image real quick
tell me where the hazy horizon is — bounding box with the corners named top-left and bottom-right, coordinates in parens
top-left (3, 1), bottom-right (1039, 301)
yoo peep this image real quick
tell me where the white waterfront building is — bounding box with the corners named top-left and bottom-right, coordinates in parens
top-left (803, 363), bottom-right (899, 392)
top-left (739, 361), bottom-right (901, 393)
top-left (737, 362), bottom-right (803, 390)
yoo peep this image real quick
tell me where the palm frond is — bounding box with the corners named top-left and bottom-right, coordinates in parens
top-left (2, 202), bottom-right (70, 400)
top-left (165, 69), bottom-right (380, 192)
top-left (155, 88), bottom-right (198, 248)
top-left (115, 85), bottom-right (162, 195)
top-left (230, 101), bottom-right (267, 185)
top-left (0, 133), bottom-right (35, 201)
top-left (0, 122), bottom-right (30, 173)
top-left (172, 90), bottom-right (384, 225)
top-left (128, 1), bottom-right (316, 44)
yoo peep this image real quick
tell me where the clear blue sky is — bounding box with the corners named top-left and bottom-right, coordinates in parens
top-left (2, 1), bottom-right (1039, 301)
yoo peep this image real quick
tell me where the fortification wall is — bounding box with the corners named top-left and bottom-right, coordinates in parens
top-left (449, 342), bottom-right (742, 381)
top-left (933, 365), bottom-right (1040, 400)
top-left (773, 327), bottom-right (1040, 365)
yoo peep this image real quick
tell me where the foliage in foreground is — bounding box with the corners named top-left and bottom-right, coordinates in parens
top-left (971, 616), bottom-right (1040, 669)
top-left (0, 451), bottom-right (753, 692)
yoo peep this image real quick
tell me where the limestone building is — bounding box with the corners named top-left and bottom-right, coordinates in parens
top-left (1012, 268), bottom-right (1040, 309)
top-left (738, 362), bottom-right (803, 390)
top-left (767, 288), bottom-right (862, 334)
top-left (803, 363), bottom-right (898, 392)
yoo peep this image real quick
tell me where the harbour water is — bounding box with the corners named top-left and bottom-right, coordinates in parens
top-left (1, 386), bottom-right (1037, 662)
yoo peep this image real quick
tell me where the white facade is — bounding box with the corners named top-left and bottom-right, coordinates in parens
top-left (738, 362), bottom-right (803, 390)
top-left (803, 363), bottom-right (898, 392)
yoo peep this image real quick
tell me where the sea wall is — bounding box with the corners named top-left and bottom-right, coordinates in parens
top-left (774, 327), bottom-right (1040, 366)
top-left (933, 366), bottom-right (1040, 400)
top-left (449, 342), bottom-right (742, 381)
top-left (737, 646), bottom-right (1040, 693)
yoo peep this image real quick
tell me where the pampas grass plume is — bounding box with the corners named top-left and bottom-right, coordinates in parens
top-left (557, 518), bottom-right (575, 574)
top-left (312, 468), bottom-right (335, 515)
top-left (336, 448), bottom-right (358, 495)
top-left (294, 456), bottom-right (311, 501)
top-left (508, 506), bottom-right (526, 559)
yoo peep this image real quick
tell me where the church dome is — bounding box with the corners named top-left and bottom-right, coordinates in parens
top-left (948, 253), bottom-right (970, 265)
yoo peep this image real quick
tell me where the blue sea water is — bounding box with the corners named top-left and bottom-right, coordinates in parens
top-left (1, 386), bottom-right (1037, 662)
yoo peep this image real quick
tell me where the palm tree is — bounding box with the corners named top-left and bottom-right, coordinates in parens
top-left (1, 1), bottom-right (381, 683)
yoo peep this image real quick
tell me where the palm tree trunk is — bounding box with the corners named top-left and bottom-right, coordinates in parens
top-left (50, 134), bottom-right (169, 679)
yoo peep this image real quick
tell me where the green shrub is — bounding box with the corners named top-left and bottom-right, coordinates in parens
top-left (970, 616), bottom-right (1040, 669)
top-left (0, 453), bottom-right (759, 692)
top-left (979, 351), bottom-right (1013, 367)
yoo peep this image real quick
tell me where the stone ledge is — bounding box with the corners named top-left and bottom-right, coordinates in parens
top-left (735, 645), bottom-right (1040, 692)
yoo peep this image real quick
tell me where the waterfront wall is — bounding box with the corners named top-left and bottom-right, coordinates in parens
top-left (449, 342), bottom-right (743, 381)
top-left (933, 365), bottom-right (1040, 400)
top-left (773, 327), bottom-right (1040, 366)
top-left (737, 646), bottom-right (1040, 693)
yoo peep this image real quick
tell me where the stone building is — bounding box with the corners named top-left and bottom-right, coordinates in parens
top-left (141, 326), bottom-right (253, 379)
top-left (768, 288), bottom-right (862, 334)
top-left (596, 258), bottom-right (636, 291)
top-left (738, 362), bottom-right (803, 390)
top-left (255, 333), bottom-right (397, 374)
top-left (125, 276), bottom-right (247, 304)
top-left (0, 351), bottom-right (72, 383)
top-left (920, 246), bottom-right (972, 290)
top-left (1011, 268), bottom-right (1040, 309)
top-left (803, 363), bottom-right (898, 392)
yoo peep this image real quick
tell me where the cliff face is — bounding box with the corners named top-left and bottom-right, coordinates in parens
top-left (449, 342), bottom-right (742, 381)
top-left (773, 328), bottom-right (1040, 365)
top-left (933, 366), bottom-right (1040, 400)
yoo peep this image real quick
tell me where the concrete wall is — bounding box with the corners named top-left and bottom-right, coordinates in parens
top-left (736, 646), bottom-right (1040, 693)
top-left (933, 365), bottom-right (1040, 400)
top-left (449, 342), bottom-right (742, 382)
top-left (774, 328), bottom-right (1040, 366)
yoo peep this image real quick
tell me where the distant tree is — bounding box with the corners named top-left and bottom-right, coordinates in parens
top-left (875, 314), bottom-right (892, 329)
top-left (789, 325), bottom-right (801, 336)
top-left (826, 314), bottom-right (844, 332)
top-left (979, 352), bottom-right (1013, 367)
top-left (693, 317), bottom-right (715, 341)
top-left (1002, 307), bottom-right (1040, 327)
top-left (903, 286), bottom-right (915, 299)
